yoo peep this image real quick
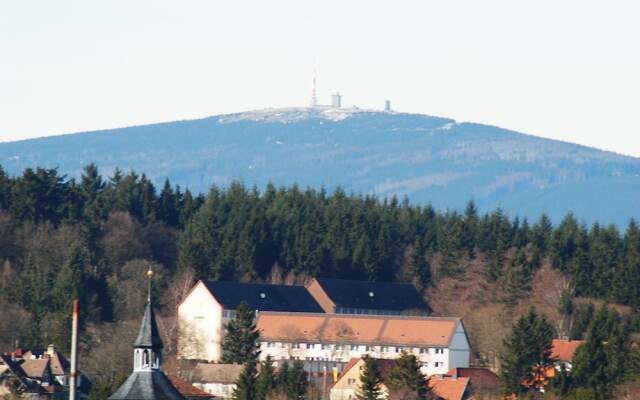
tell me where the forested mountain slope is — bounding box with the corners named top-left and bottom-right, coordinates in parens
top-left (1, 107), bottom-right (639, 225)
top-left (1, 168), bottom-right (639, 397)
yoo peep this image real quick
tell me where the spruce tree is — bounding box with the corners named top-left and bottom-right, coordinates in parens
top-left (256, 356), bottom-right (277, 400)
top-left (386, 351), bottom-right (429, 400)
top-left (405, 236), bottom-right (431, 290)
top-left (284, 360), bottom-right (307, 400)
top-left (222, 301), bottom-right (260, 364)
top-left (499, 308), bottom-right (554, 396)
top-left (356, 356), bottom-right (385, 400)
top-left (232, 358), bottom-right (258, 400)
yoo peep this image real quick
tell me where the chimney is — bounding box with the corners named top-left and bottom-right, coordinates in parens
top-left (47, 344), bottom-right (55, 356)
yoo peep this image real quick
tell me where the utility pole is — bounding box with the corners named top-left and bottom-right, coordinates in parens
top-left (69, 300), bottom-right (79, 400)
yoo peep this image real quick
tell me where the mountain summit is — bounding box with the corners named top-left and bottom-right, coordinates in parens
top-left (1, 107), bottom-right (638, 225)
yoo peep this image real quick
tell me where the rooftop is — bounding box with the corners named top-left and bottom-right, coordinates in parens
top-left (428, 375), bottom-right (469, 400)
top-left (189, 363), bottom-right (244, 384)
top-left (202, 281), bottom-right (323, 313)
top-left (551, 339), bottom-right (586, 362)
top-left (109, 371), bottom-right (185, 400)
top-left (310, 277), bottom-right (429, 312)
top-left (256, 312), bottom-right (461, 347)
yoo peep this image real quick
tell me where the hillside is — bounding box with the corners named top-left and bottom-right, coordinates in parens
top-left (2, 106), bottom-right (639, 225)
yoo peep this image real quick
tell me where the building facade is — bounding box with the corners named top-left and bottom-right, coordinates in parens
top-left (256, 312), bottom-right (470, 377)
top-left (177, 280), bottom-right (323, 362)
top-left (178, 278), bottom-right (430, 362)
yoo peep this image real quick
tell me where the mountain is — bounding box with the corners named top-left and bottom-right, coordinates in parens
top-left (1, 107), bottom-right (639, 225)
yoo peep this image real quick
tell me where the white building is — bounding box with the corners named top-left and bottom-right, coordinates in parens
top-left (177, 280), bottom-right (323, 362)
top-left (256, 312), bottom-right (470, 377)
top-left (178, 278), bottom-right (430, 362)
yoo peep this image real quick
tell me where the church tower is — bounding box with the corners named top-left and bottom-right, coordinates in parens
top-left (109, 269), bottom-right (184, 400)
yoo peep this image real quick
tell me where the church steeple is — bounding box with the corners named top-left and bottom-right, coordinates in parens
top-left (109, 267), bottom-right (185, 400)
top-left (133, 267), bottom-right (163, 371)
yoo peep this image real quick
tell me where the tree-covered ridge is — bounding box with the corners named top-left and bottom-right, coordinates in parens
top-left (1, 163), bottom-right (640, 351)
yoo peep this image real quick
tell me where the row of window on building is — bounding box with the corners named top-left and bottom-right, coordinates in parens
top-left (263, 342), bottom-right (445, 355)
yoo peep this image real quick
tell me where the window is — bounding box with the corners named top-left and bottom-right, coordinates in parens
top-left (380, 346), bottom-right (388, 352)
top-left (351, 345), bottom-right (359, 351)
top-left (267, 342), bottom-right (275, 348)
top-left (306, 343), bottom-right (314, 349)
top-left (435, 348), bottom-right (444, 354)
top-left (347, 378), bottom-right (357, 385)
top-left (321, 344), bottom-right (330, 350)
top-left (365, 346), bottom-right (375, 352)
top-left (395, 347), bottom-right (402, 353)
top-left (435, 362), bottom-right (443, 368)
top-left (335, 345), bottom-right (344, 350)
top-left (419, 348), bottom-right (427, 354)
top-left (421, 362), bottom-right (428, 368)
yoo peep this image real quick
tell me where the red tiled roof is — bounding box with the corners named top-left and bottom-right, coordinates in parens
top-left (445, 367), bottom-right (499, 388)
top-left (551, 339), bottom-right (585, 362)
top-left (428, 376), bottom-right (469, 400)
top-left (256, 312), bottom-right (461, 347)
top-left (168, 375), bottom-right (212, 398)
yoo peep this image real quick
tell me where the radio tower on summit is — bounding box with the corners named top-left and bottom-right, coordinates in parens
top-left (310, 69), bottom-right (317, 107)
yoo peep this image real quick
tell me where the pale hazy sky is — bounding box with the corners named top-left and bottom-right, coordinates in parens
top-left (1, 1), bottom-right (639, 156)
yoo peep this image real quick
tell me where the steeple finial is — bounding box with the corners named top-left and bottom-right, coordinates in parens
top-left (146, 266), bottom-right (153, 302)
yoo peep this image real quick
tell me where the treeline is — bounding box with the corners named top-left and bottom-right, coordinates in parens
top-left (1, 164), bottom-right (640, 348)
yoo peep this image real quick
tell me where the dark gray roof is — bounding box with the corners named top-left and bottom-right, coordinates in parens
top-left (203, 281), bottom-right (323, 313)
top-left (314, 277), bottom-right (429, 312)
top-left (109, 371), bottom-right (185, 400)
top-left (134, 301), bottom-right (163, 349)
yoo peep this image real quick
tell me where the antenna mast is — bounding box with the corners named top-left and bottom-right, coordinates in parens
top-left (310, 68), bottom-right (317, 107)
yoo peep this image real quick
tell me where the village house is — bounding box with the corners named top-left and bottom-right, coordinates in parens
top-left (177, 278), bottom-right (430, 362)
top-left (330, 358), bottom-right (470, 400)
top-left (550, 339), bottom-right (585, 371)
top-left (185, 363), bottom-right (244, 399)
top-left (0, 345), bottom-right (90, 399)
top-left (256, 312), bottom-right (470, 376)
top-left (167, 375), bottom-right (214, 400)
top-left (445, 367), bottom-right (500, 397)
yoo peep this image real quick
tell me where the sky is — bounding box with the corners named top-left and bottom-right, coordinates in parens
top-left (1, 0), bottom-right (639, 156)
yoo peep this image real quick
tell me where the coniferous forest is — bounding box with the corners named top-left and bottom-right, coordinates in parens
top-left (1, 164), bottom-right (640, 397)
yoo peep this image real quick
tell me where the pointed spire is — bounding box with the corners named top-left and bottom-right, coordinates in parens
top-left (134, 301), bottom-right (163, 349)
top-left (134, 267), bottom-right (163, 349)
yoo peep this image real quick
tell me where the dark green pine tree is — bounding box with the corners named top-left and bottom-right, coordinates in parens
top-left (284, 360), bottom-right (307, 400)
top-left (570, 306), bottom-right (629, 399)
top-left (256, 356), bottom-right (277, 400)
top-left (157, 179), bottom-right (179, 227)
top-left (50, 246), bottom-right (89, 348)
top-left (0, 165), bottom-right (11, 210)
top-left (356, 356), bottom-right (385, 400)
top-left (52, 246), bottom-right (88, 311)
top-left (405, 236), bottom-right (431, 290)
top-left (221, 301), bottom-right (260, 364)
top-left (232, 358), bottom-right (258, 400)
top-left (499, 308), bottom-right (554, 396)
top-left (461, 200), bottom-right (479, 258)
top-left (386, 351), bottom-right (429, 400)
top-left (614, 219), bottom-right (640, 308)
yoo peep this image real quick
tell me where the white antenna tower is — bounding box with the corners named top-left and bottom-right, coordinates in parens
top-left (310, 68), bottom-right (317, 107)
